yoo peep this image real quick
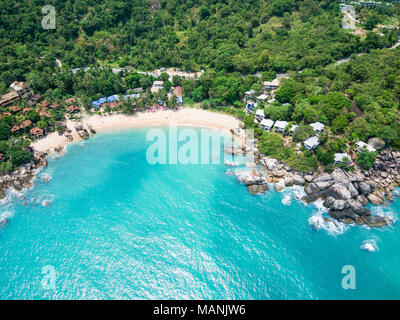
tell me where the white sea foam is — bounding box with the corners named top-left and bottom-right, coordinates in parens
top-left (360, 239), bottom-right (378, 253)
top-left (40, 173), bottom-right (52, 182)
top-left (282, 194), bottom-right (291, 206)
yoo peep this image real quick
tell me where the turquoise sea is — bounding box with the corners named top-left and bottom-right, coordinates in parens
top-left (0, 127), bottom-right (400, 300)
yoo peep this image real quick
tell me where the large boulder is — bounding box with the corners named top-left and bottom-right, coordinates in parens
top-left (347, 199), bottom-right (371, 216)
top-left (368, 137), bottom-right (385, 150)
top-left (274, 183), bottom-right (284, 192)
top-left (314, 173), bottom-right (333, 183)
top-left (284, 177), bottom-right (294, 187)
top-left (328, 208), bottom-right (358, 221)
top-left (323, 196), bottom-right (335, 208)
top-left (293, 175), bottom-right (305, 186)
top-left (356, 195), bottom-right (369, 207)
top-left (248, 184), bottom-right (269, 195)
top-left (358, 181), bottom-right (372, 195)
top-left (264, 158), bottom-right (278, 171)
top-left (323, 184), bottom-right (352, 200)
top-left (305, 182), bottom-right (320, 195)
top-left (362, 215), bottom-right (388, 227)
top-left (331, 200), bottom-right (348, 211)
top-left (315, 180), bottom-right (334, 190)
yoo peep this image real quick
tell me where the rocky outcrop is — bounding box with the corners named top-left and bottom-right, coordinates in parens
top-left (368, 137), bottom-right (385, 150)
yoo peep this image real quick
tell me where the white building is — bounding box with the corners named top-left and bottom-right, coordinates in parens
top-left (151, 81), bottom-right (164, 94)
top-left (289, 124), bottom-right (299, 135)
top-left (356, 141), bottom-right (376, 153)
top-left (260, 119), bottom-right (275, 131)
top-left (257, 93), bottom-right (268, 102)
top-left (263, 79), bottom-right (280, 91)
top-left (303, 136), bottom-right (320, 151)
top-left (255, 109), bottom-right (265, 121)
top-left (334, 153), bottom-right (352, 165)
top-left (274, 121), bottom-right (289, 134)
top-left (310, 122), bottom-right (325, 134)
top-left (244, 89), bottom-right (256, 101)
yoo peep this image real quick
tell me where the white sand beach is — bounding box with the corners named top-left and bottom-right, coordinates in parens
top-left (31, 108), bottom-right (241, 153)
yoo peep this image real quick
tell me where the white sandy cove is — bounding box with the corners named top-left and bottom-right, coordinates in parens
top-left (31, 108), bottom-right (241, 153)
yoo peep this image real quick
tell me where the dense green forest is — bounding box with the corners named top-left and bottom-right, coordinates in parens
top-left (0, 0), bottom-right (399, 174)
top-left (1, 0), bottom-right (399, 94)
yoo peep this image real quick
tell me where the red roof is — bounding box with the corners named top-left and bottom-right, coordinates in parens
top-left (64, 98), bottom-right (76, 104)
top-left (9, 106), bottom-right (20, 112)
top-left (30, 127), bottom-right (43, 136)
top-left (20, 120), bottom-right (32, 128)
top-left (39, 100), bottom-right (49, 107)
top-left (11, 125), bottom-right (20, 133)
top-left (66, 105), bottom-right (80, 112)
top-left (173, 86), bottom-right (183, 97)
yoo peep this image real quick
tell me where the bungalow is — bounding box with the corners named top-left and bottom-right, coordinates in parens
top-left (30, 127), bottom-right (44, 138)
top-left (356, 141), bottom-right (376, 153)
top-left (23, 107), bottom-right (33, 113)
top-left (260, 119), bottom-right (275, 131)
top-left (49, 103), bottom-right (61, 109)
top-left (310, 121), bottom-right (325, 134)
top-left (173, 86), bottom-right (183, 106)
top-left (274, 121), bottom-right (289, 134)
top-left (20, 120), bottom-right (32, 128)
top-left (151, 81), bottom-right (164, 94)
top-left (255, 109), bottom-right (265, 121)
top-left (263, 79), bottom-right (280, 91)
top-left (9, 106), bottom-right (20, 113)
top-left (303, 136), bottom-right (320, 151)
top-left (244, 89), bottom-right (256, 101)
top-left (11, 125), bottom-right (20, 133)
top-left (257, 93), bottom-right (268, 102)
top-left (289, 124), bottom-right (299, 135)
top-left (39, 100), bottom-right (50, 108)
top-left (334, 153), bottom-right (352, 165)
top-left (66, 105), bottom-right (80, 113)
top-left (64, 97), bottom-right (76, 105)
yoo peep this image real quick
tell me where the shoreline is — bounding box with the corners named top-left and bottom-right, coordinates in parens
top-left (30, 108), bottom-right (241, 154)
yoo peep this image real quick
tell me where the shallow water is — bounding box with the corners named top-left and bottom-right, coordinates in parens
top-left (0, 128), bottom-right (399, 299)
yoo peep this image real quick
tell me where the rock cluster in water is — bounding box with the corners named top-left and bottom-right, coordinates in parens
top-left (230, 129), bottom-right (399, 228)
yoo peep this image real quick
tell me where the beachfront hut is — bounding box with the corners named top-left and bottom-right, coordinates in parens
top-left (30, 127), bottom-right (44, 138)
top-left (289, 124), bottom-right (299, 135)
top-left (255, 109), bottom-right (265, 121)
top-left (303, 136), bottom-right (320, 151)
top-left (356, 141), bottom-right (376, 153)
top-left (260, 119), bottom-right (275, 131)
top-left (66, 105), bottom-right (80, 113)
top-left (274, 121), bottom-right (289, 134)
top-left (334, 153), bottom-right (352, 165)
top-left (310, 122), bottom-right (325, 134)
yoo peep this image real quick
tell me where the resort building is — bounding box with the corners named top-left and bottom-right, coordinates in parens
top-left (255, 109), bottom-right (265, 121)
top-left (151, 81), bottom-right (164, 94)
top-left (11, 125), bottom-right (20, 133)
top-left (20, 120), bottom-right (32, 128)
top-left (257, 93), bottom-right (268, 102)
top-left (334, 153), bottom-right (352, 165)
top-left (0, 81), bottom-right (34, 107)
top-left (244, 89), bottom-right (256, 101)
top-left (173, 86), bottom-right (183, 106)
top-left (274, 121), bottom-right (289, 134)
top-left (310, 122), bottom-right (325, 134)
top-left (66, 105), bottom-right (80, 113)
top-left (356, 141), bottom-right (376, 153)
top-left (39, 100), bottom-right (50, 108)
top-left (64, 97), bottom-right (76, 105)
top-left (260, 119), bottom-right (275, 131)
top-left (303, 136), bottom-right (320, 151)
top-left (9, 106), bottom-right (20, 113)
top-left (9, 81), bottom-right (34, 100)
top-left (263, 79), bottom-right (280, 91)
top-left (30, 127), bottom-right (44, 138)
top-left (289, 124), bottom-right (299, 135)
